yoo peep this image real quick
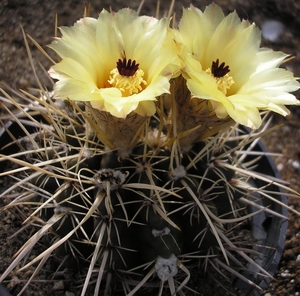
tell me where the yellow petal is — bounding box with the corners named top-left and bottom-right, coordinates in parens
top-left (49, 57), bottom-right (96, 85)
top-left (227, 105), bottom-right (262, 129)
top-left (95, 10), bottom-right (122, 72)
top-left (186, 70), bottom-right (234, 109)
top-left (53, 78), bottom-right (101, 103)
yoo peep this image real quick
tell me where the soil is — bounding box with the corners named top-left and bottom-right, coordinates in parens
top-left (1, 0), bottom-right (300, 295)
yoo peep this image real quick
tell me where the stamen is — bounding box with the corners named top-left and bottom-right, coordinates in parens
top-left (108, 58), bottom-right (147, 96)
top-left (117, 58), bottom-right (139, 77)
top-left (211, 59), bottom-right (230, 78)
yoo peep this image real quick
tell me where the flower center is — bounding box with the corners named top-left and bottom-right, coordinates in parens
top-left (117, 58), bottom-right (139, 76)
top-left (205, 59), bottom-right (234, 95)
top-left (211, 59), bottom-right (230, 78)
top-left (108, 58), bottom-right (147, 96)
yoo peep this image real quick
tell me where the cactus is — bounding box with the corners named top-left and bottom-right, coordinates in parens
top-left (0, 88), bottom-right (295, 295)
top-left (1, 2), bottom-right (300, 296)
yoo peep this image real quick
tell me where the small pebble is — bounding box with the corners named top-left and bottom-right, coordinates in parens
top-left (296, 254), bottom-right (300, 262)
top-left (262, 20), bottom-right (284, 42)
top-left (281, 269), bottom-right (291, 277)
top-left (277, 163), bottom-right (284, 172)
top-left (292, 160), bottom-right (300, 170)
top-left (53, 280), bottom-right (64, 291)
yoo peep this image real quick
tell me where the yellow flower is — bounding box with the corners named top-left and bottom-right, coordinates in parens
top-left (177, 4), bottom-right (300, 129)
top-left (48, 8), bottom-right (179, 118)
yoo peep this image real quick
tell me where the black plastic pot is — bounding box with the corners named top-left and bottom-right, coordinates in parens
top-left (0, 284), bottom-right (12, 296)
top-left (0, 120), bottom-right (288, 295)
top-left (234, 128), bottom-right (288, 295)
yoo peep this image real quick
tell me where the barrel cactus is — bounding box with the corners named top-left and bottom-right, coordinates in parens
top-left (0, 3), bottom-right (300, 296)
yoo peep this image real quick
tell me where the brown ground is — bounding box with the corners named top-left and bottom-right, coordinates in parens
top-left (0, 0), bottom-right (300, 295)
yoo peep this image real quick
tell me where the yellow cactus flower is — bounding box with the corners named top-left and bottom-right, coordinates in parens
top-left (177, 3), bottom-right (300, 129)
top-left (48, 8), bottom-right (179, 119)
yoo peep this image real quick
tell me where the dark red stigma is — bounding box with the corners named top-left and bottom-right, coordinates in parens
top-left (116, 58), bottom-right (139, 77)
top-left (211, 59), bottom-right (230, 78)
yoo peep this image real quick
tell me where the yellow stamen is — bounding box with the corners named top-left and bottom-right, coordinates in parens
top-left (205, 68), bottom-right (234, 95)
top-left (108, 68), bottom-right (147, 96)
